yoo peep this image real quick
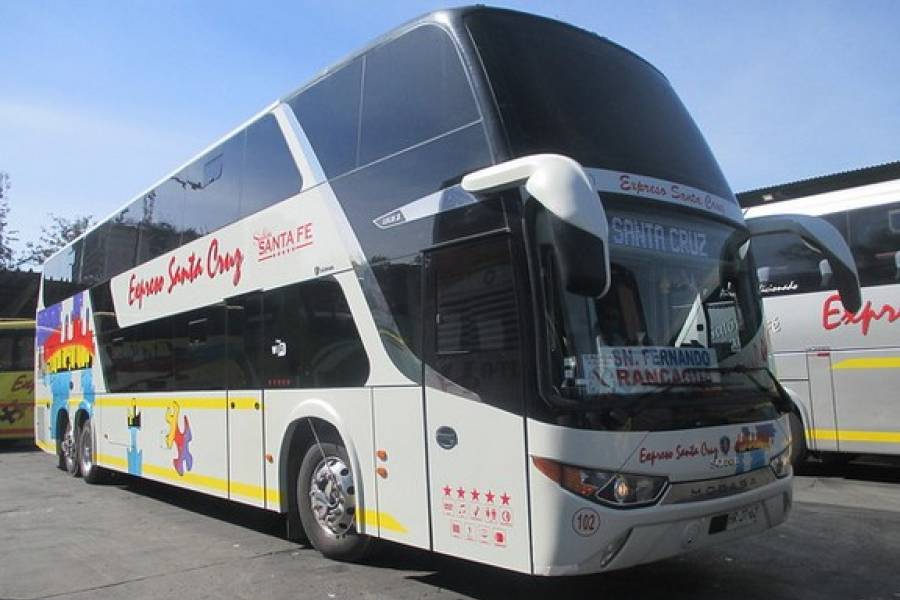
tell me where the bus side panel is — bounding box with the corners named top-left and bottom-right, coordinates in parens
top-left (372, 386), bottom-right (430, 549)
top-left (772, 352), bottom-right (817, 450)
top-left (832, 347), bottom-right (900, 455)
top-left (96, 392), bottom-right (230, 499)
top-left (228, 389), bottom-right (265, 507)
top-left (425, 390), bottom-right (531, 574)
top-left (806, 352), bottom-right (838, 452)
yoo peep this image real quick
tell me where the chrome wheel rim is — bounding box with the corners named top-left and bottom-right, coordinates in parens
top-left (62, 428), bottom-right (77, 467)
top-left (308, 456), bottom-right (356, 538)
top-left (81, 427), bottom-right (93, 474)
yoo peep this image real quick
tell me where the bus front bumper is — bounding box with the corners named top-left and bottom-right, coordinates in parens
top-left (531, 472), bottom-right (792, 576)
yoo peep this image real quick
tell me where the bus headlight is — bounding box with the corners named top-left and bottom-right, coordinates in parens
top-left (769, 448), bottom-right (792, 479)
top-left (532, 456), bottom-right (668, 508)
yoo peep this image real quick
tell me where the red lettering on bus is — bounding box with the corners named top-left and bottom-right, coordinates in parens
top-left (128, 273), bottom-right (164, 308)
top-left (822, 293), bottom-right (900, 336)
top-left (167, 252), bottom-right (204, 293)
top-left (207, 238), bottom-right (244, 286)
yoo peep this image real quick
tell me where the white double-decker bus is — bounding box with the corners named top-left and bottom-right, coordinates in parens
top-left (741, 163), bottom-right (900, 464)
top-left (35, 8), bottom-right (861, 575)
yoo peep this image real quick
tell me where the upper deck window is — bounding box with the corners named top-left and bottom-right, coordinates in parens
top-left (289, 25), bottom-right (480, 177)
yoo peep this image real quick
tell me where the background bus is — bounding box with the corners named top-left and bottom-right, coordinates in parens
top-left (34, 7), bottom-right (858, 576)
top-left (740, 161), bottom-right (900, 463)
top-left (0, 319), bottom-right (35, 441)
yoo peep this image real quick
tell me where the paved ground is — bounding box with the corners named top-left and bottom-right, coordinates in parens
top-left (1, 443), bottom-right (899, 600)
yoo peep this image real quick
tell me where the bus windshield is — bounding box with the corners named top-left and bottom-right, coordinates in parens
top-left (532, 198), bottom-right (783, 430)
top-left (466, 10), bottom-right (732, 200)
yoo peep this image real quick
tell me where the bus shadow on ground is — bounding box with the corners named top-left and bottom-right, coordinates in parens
top-left (796, 454), bottom-right (900, 484)
top-left (109, 471), bottom-right (286, 537)
top-left (0, 440), bottom-right (39, 454)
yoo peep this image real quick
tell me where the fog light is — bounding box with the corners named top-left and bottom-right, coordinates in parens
top-left (599, 528), bottom-right (632, 568)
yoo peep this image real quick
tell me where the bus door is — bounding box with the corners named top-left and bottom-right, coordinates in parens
top-left (806, 348), bottom-right (839, 452)
top-left (225, 292), bottom-right (266, 508)
top-left (422, 235), bottom-right (531, 573)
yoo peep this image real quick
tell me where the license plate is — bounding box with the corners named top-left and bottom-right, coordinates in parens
top-left (725, 504), bottom-right (760, 531)
top-left (709, 504), bottom-right (761, 535)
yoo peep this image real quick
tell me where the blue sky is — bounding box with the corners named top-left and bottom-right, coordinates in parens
top-left (2, 1), bottom-right (899, 254)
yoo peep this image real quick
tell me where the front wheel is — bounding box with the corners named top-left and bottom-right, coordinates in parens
top-left (296, 441), bottom-right (371, 562)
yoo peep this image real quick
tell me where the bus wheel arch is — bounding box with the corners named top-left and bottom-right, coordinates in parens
top-left (280, 410), bottom-right (371, 560)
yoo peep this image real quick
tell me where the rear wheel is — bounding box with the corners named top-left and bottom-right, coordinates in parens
top-left (61, 421), bottom-right (79, 477)
top-left (79, 419), bottom-right (105, 484)
top-left (296, 441), bottom-right (371, 562)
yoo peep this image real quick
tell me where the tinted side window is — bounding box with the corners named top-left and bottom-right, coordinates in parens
top-left (241, 115), bottom-right (302, 217)
top-left (181, 134), bottom-right (243, 244)
top-left (136, 181), bottom-right (183, 264)
top-left (359, 25), bottom-right (479, 165)
top-left (102, 318), bottom-right (173, 392)
top-left (752, 214), bottom-right (848, 297)
top-left (226, 293), bottom-right (264, 389)
top-left (171, 304), bottom-right (226, 390)
top-left (848, 201), bottom-right (900, 287)
top-left (426, 237), bottom-right (522, 412)
top-left (105, 203), bottom-right (141, 279)
top-left (289, 59), bottom-right (363, 178)
top-left (80, 228), bottom-right (106, 287)
top-left (264, 278), bottom-right (369, 388)
top-left (43, 242), bottom-right (84, 306)
top-left (0, 333), bottom-right (11, 370)
top-left (13, 332), bottom-right (33, 371)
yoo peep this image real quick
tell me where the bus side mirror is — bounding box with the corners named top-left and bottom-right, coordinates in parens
top-left (462, 154), bottom-right (611, 297)
top-left (745, 213), bottom-right (862, 313)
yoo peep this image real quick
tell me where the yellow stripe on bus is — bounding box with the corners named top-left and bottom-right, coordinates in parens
top-left (810, 429), bottom-right (900, 444)
top-left (88, 396), bottom-right (260, 410)
top-left (832, 357), bottom-right (900, 370)
top-left (36, 439), bottom-right (56, 453)
top-left (95, 453), bottom-right (403, 533)
top-left (361, 508), bottom-right (409, 534)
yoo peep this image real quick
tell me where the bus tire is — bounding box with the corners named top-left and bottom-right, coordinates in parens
top-left (62, 419), bottom-right (80, 477)
top-left (788, 412), bottom-right (808, 468)
top-left (55, 415), bottom-right (68, 471)
top-left (79, 419), bottom-right (105, 484)
top-left (296, 441), bottom-right (371, 562)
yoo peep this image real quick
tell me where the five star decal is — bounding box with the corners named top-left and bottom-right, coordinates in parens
top-left (442, 485), bottom-right (510, 504)
top-left (440, 483), bottom-right (514, 549)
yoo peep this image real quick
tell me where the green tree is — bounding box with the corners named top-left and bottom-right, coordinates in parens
top-left (18, 213), bottom-right (95, 268)
top-left (0, 172), bottom-right (17, 269)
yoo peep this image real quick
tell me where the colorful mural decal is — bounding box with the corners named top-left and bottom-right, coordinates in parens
top-left (164, 400), bottom-right (193, 476)
top-left (36, 292), bottom-right (97, 439)
top-left (734, 423), bottom-right (776, 473)
top-left (127, 401), bottom-right (143, 475)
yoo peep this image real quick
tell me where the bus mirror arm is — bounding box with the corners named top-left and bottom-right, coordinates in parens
top-left (745, 213), bottom-right (862, 313)
top-left (462, 154), bottom-right (611, 297)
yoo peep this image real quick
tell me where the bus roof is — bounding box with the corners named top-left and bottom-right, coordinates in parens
top-left (737, 161), bottom-right (900, 208)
